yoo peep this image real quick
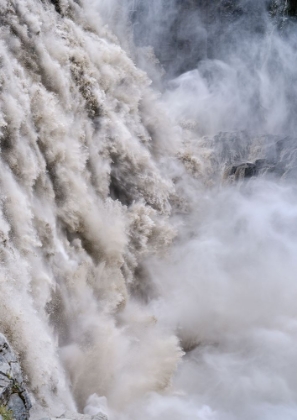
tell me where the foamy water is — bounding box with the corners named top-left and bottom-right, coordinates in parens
top-left (1, 0), bottom-right (297, 419)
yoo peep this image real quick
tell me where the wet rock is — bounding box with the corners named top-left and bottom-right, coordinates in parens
top-left (0, 334), bottom-right (31, 420)
top-left (229, 162), bottom-right (257, 179)
top-left (204, 131), bottom-right (297, 181)
top-left (51, 0), bottom-right (62, 15)
top-left (228, 159), bottom-right (279, 180)
top-left (269, 0), bottom-right (297, 18)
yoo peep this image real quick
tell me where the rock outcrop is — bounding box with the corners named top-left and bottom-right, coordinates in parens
top-left (0, 334), bottom-right (31, 420)
top-left (201, 132), bottom-right (297, 181)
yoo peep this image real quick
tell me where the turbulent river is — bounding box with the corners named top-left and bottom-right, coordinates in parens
top-left (1, 0), bottom-right (297, 419)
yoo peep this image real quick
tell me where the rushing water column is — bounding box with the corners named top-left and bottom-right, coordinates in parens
top-left (0, 0), bottom-right (184, 416)
top-left (1, 1), bottom-right (297, 420)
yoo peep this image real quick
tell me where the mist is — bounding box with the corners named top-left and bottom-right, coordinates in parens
top-left (0, 0), bottom-right (297, 420)
top-left (96, 1), bottom-right (297, 419)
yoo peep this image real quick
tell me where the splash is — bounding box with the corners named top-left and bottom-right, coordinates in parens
top-left (1, 0), bottom-right (297, 419)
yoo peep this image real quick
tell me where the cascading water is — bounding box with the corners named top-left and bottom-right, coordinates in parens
top-left (1, 0), bottom-right (297, 419)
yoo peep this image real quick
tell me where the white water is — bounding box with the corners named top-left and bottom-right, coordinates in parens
top-left (1, 0), bottom-right (297, 419)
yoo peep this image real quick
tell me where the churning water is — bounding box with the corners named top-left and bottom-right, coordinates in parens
top-left (1, 0), bottom-right (297, 419)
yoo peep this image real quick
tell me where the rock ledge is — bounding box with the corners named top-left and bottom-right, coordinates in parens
top-left (0, 334), bottom-right (31, 420)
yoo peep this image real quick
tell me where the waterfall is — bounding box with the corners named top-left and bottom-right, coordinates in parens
top-left (1, 1), bottom-right (297, 419)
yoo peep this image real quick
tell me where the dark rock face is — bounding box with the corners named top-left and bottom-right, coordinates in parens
top-left (205, 131), bottom-right (297, 181)
top-left (228, 160), bottom-right (277, 180)
top-left (0, 334), bottom-right (31, 420)
top-left (229, 162), bottom-right (258, 179)
top-left (270, 0), bottom-right (297, 17)
top-left (51, 0), bottom-right (62, 14)
top-left (288, 0), bottom-right (297, 16)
